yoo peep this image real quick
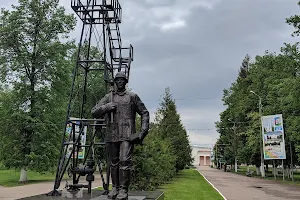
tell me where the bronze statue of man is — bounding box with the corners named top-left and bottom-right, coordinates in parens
top-left (91, 72), bottom-right (149, 200)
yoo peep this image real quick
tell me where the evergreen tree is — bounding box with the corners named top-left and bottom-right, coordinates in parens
top-left (155, 87), bottom-right (193, 171)
top-left (130, 87), bottom-right (192, 190)
top-left (130, 118), bottom-right (176, 190)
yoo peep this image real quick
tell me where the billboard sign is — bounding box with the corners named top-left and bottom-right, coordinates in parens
top-left (65, 118), bottom-right (87, 159)
top-left (261, 114), bottom-right (286, 160)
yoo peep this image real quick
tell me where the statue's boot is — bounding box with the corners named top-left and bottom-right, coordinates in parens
top-left (108, 187), bottom-right (119, 199)
top-left (108, 166), bottom-right (119, 199)
top-left (116, 169), bottom-right (130, 200)
top-left (116, 189), bottom-right (128, 200)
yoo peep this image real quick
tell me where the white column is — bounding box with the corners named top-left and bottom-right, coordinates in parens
top-left (199, 156), bottom-right (202, 165)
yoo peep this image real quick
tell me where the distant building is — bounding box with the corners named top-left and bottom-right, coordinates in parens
top-left (191, 145), bottom-right (213, 166)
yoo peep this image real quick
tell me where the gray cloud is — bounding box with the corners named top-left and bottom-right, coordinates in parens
top-left (122, 0), bottom-right (299, 145)
top-left (1, 0), bottom-right (299, 145)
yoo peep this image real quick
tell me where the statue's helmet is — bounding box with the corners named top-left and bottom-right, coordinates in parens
top-left (114, 71), bottom-right (128, 83)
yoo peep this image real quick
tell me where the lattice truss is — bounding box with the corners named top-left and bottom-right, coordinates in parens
top-left (48, 0), bottom-right (134, 196)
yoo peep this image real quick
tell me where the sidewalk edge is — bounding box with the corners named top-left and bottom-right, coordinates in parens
top-left (195, 169), bottom-right (228, 200)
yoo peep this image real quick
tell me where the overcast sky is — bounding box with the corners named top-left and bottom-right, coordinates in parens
top-left (1, 0), bottom-right (299, 147)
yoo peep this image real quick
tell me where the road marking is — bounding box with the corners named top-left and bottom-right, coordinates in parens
top-left (196, 169), bottom-right (228, 200)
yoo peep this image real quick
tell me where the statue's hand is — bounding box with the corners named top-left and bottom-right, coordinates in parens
top-left (130, 131), bottom-right (147, 145)
top-left (106, 102), bottom-right (117, 111)
top-left (139, 130), bottom-right (147, 144)
top-left (130, 133), bottom-right (141, 144)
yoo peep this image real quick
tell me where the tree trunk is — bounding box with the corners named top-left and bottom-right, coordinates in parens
top-left (273, 165), bottom-right (278, 176)
top-left (19, 167), bottom-right (28, 182)
top-left (286, 167), bottom-right (290, 179)
top-left (247, 165), bottom-right (250, 172)
top-left (235, 156), bottom-right (237, 172)
top-left (256, 166), bottom-right (260, 175)
top-left (282, 165), bottom-right (285, 180)
top-left (290, 168), bottom-right (292, 179)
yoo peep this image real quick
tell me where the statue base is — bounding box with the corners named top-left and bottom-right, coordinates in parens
top-left (18, 189), bottom-right (164, 200)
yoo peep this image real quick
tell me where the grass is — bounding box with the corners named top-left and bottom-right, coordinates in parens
top-left (159, 169), bottom-right (224, 200)
top-left (95, 169), bottom-right (223, 199)
top-left (0, 169), bottom-right (57, 187)
top-left (96, 185), bottom-right (112, 191)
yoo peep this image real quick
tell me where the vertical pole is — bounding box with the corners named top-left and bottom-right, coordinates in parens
top-left (234, 122), bottom-right (237, 173)
top-left (216, 145), bottom-right (218, 169)
top-left (102, 0), bottom-right (110, 192)
top-left (273, 160), bottom-right (276, 180)
top-left (72, 123), bottom-right (76, 185)
top-left (52, 21), bottom-right (87, 192)
top-left (215, 145), bottom-right (218, 169)
top-left (110, 84), bottom-right (114, 123)
top-left (80, 23), bottom-right (93, 119)
top-left (290, 140), bottom-right (294, 181)
top-left (259, 97), bottom-right (265, 178)
top-left (282, 159), bottom-right (284, 181)
top-left (235, 157), bottom-right (237, 172)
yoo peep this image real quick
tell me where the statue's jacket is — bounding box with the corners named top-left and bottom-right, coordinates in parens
top-left (91, 90), bottom-right (149, 142)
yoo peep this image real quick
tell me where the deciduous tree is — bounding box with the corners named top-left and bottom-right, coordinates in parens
top-left (0, 0), bottom-right (76, 181)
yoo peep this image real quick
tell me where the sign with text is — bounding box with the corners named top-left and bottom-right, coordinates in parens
top-left (261, 114), bottom-right (286, 160)
top-left (65, 118), bottom-right (87, 159)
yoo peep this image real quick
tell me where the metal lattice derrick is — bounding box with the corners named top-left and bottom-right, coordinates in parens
top-left (75, 26), bottom-right (112, 84)
top-left (71, 0), bottom-right (122, 24)
top-left (106, 22), bottom-right (133, 82)
top-left (48, 18), bottom-right (110, 199)
top-left (110, 44), bottom-right (133, 81)
top-left (48, 0), bottom-right (134, 196)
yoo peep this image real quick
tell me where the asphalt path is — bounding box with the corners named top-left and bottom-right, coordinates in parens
top-left (197, 166), bottom-right (300, 200)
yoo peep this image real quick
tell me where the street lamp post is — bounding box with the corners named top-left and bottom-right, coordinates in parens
top-left (228, 119), bottom-right (238, 173)
top-left (215, 143), bottom-right (231, 170)
top-left (250, 90), bottom-right (265, 178)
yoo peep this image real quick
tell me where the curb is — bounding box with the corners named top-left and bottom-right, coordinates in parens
top-left (195, 169), bottom-right (228, 200)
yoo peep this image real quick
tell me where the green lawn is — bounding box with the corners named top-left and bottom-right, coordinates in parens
top-left (159, 169), bottom-right (224, 200)
top-left (97, 169), bottom-right (224, 199)
top-left (0, 170), bottom-right (57, 187)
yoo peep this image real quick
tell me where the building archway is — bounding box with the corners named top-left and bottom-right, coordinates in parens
top-left (191, 145), bottom-right (213, 166)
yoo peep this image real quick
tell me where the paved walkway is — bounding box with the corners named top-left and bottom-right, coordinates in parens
top-left (0, 174), bottom-right (105, 200)
top-left (197, 166), bottom-right (300, 200)
top-left (4, 167), bottom-right (300, 200)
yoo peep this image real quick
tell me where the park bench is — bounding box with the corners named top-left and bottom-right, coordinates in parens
top-left (246, 170), bottom-right (254, 177)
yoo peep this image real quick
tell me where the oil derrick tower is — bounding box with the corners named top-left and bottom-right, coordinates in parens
top-left (48, 0), bottom-right (133, 196)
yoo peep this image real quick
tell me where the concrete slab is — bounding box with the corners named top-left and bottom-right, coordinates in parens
top-left (17, 190), bottom-right (164, 200)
